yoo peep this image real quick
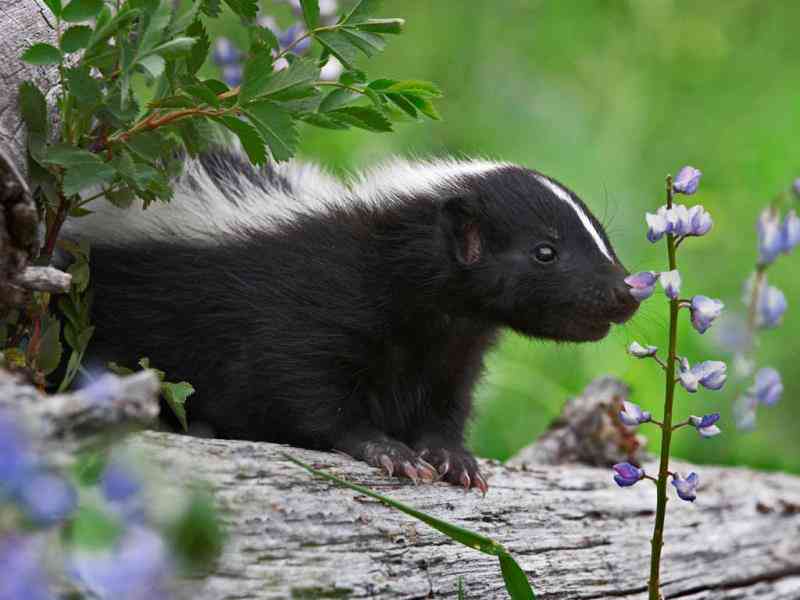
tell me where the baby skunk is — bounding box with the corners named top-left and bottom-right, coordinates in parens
top-left (68, 149), bottom-right (639, 492)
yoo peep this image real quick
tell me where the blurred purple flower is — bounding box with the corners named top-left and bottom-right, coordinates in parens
top-left (733, 393), bottom-right (758, 431)
top-left (17, 471), bottom-right (77, 526)
top-left (101, 463), bottom-right (141, 503)
top-left (82, 373), bottom-right (122, 406)
top-left (678, 358), bottom-right (727, 393)
top-left (688, 413), bottom-right (721, 437)
top-left (212, 37), bottom-right (241, 67)
top-left (619, 401), bottom-right (651, 427)
top-left (793, 178), bottom-right (800, 199)
top-left (0, 536), bottom-right (53, 600)
top-left (687, 205), bottom-right (713, 236)
top-left (282, 0), bottom-right (339, 19)
top-left (279, 24), bottom-right (311, 55)
top-left (628, 341), bottom-right (658, 358)
top-left (757, 208), bottom-right (783, 266)
top-left (222, 64), bottom-right (243, 87)
top-left (750, 367), bottom-right (783, 406)
top-left (70, 527), bottom-right (171, 600)
top-left (781, 209), bottom-right (800, 253)
top-left (659, 270), bottom-right (681, 300)
top-left (625, 271), bottom-right (657, 301)
top-left (689, 295), bottom-right (724, 334)
top-left (0, 414), bottom-right (36, 499)
top-left (671, 472), bottom-right (699, 502)
top-left (613, 462), bottom-right (645, 487)
top-left (672, 166), bottom-right (702, 195)
top-left (755, 284), bottom-right (787, 329)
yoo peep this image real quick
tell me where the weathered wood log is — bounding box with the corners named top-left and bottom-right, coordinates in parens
top-left (127, 430), bottom-right (800, 600)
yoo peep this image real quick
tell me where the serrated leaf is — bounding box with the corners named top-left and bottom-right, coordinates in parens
top-left (341, 28), bottom-right (386, 57)
top-left (145, 36), bottom-right (197, 59)
top-left (383, 79), bottom-right (443, 97)
top-left (43, 0), bottom-right (62, 18)
top-left (138, 53), bottom-right (166, 79)
top-left (183, 83), bottom-right (220, 107)
top-left (385, 92), bottom-right (418, 118)
top-left (241, 100), bottom-right (298, 162)
top-left (215, 116), bottom-right (266, 166)
top-left (38, 317), bottom-right (62, 375)
top-left (344, 0), bottom-right (381, 24)
top-left (139, 0), bottom-right (171, 53)
top-left (62, 0), bottom-right (103, 22)
top-left (299, 0), bottom-right (320, 28)
top-left (19, 82), bottom-right (48, 136)
top-left (161, 381), bottom-right (194, 431)
top-left (200, 0), bottom-right (221, 17)
top-left (105, 187), bottom-right (136, 209)
top-left (247, 57), bottom-right (320, 104)
top-left (186, 20), bottom-right (210, 74)
top-left (222, 0), bottom-right (258, 20)
top-left (405, 93), bottom-right (441, 120)
top-left (299, 112), bottom-right (350, 130)
top-left (251, 24), bottom-right (279, 54)
top-left (42, 144), bottom-right (101, 167)
top-left (353, 18), bottom-right (404, 34)
top-left (21, 43), bottom-right (63, 65)
top-left (340, 70), bottom-right (367, 85)
top-left (329, 106), bottom-right (392, 132)
top-left (315, 30), bottom-right (360, 69)
top-left (318, 87), bottom-right (361, 112)
top-left (63, 164), bottom-right (117, 195)
top-left (239, 50), bottom-right (274, 104)
top-left (60, 25), bottom-right (92, 53)
top-left (65, 66), bottom-right (102, 106)
top-left (177, 117), bottom-right (217, 156)
top-left (68, 260), bottom-right (90, 293)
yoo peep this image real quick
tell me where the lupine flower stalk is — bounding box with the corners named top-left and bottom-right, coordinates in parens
top-left (616, 168), bottom-right (728, 599)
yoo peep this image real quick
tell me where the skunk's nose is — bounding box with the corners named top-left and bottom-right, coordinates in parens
top-left (609, 280), bottom-right (640, 323)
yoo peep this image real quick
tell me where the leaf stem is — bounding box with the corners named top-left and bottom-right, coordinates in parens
top-left (315, 81), bottom-right (368, 95)
top-left (648, 175), bottom-right (679, 600)
top-left (274, 25), bottom-right (338, 60)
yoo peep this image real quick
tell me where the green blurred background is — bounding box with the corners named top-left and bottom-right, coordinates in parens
top-left (214, 1), bottom-right (800, 473)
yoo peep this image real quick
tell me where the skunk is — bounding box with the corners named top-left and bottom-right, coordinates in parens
top-left (67, 149), bottom-right (639, 492)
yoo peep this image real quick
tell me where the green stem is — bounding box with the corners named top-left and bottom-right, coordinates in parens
top-left (648, 175), bottom-right (679, 600)
top-left (315, 81), bottom-right (368, 95)
top-left (275, 25), bottom-right (338, 60)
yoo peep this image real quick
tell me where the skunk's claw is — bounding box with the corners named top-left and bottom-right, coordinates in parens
top-left (362, 440), bottom-right (437, 485)
top-left (416, 446), bottom-right (488, 495)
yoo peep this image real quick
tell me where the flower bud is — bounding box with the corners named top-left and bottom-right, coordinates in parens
top-left (687, 205), bottom-right (713, 236)
top-left (628, 341), bottom-right (658, 358)
top-left (781, 209), bottom-right (800, 254)
top-left (624, 271), bottom-right (658, 301)
top-left (689, 413), bottom-right (721, 437)
top-left (670, 204), bottom-right (692, 236)
top-left (757, 208), bottom-right (783, 266)
top-left (659, 270), bottom-right (681, 300)
top-left (612, 462), bottom-right (645, 487)
top-left (756, 284), bottom-right (787, 329)
top-left (750, 367), bottom-right (783, 406)
top-left (671, 472), bottom-right (699, 502)
top-left (672, 166), bottom-right (702, 195)
top-left (645, 208), bottom-right (669, 243)
top-left (689, 295), bottom-right (724, 334)
top-left (619, 401), bottom-right (651, 426)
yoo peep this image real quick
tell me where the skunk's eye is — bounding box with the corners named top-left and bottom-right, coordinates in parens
top-left (533, 243), bottom-right (557, 264)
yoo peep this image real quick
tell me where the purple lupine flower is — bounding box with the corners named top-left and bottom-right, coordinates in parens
top-left (625, 271), bottom-right (658, 301)
top-left (612, 462), bottom-right (645, 487)
top-left (619, 401), bottom-right (651, 426)
top-left (212, 37), bottom-right (241, 67)
top-left (757, 208), bottom-right (783, 266)
top-left (278, 24), bottom-right (312, 55)
top-left (628, 341), bottom-right (658, 358)
top-left (781, 209), bottom-right (800, 253)
top-left (645, 207), bottom-right (669, 243)
top-left (101, 463), bottom-right (142, 503)
top-left (0, 414), bottom-right (36, 499)
top-left (659, 270), bottom-right (681, 300)
top-left (222, 64), bottom-right (243, 87)
top-left (17, 471), bottom-right (77, 526)
top-left (69, 526), bottom-right (171, 600)
top-left (257, 15), bottom-right (280, 34)
top-left (750, 367), bottom-right (783, 406)
top-left (687, 205), bottom-right (713, 236)
top-left (689, 295), bottom-right (724, 334)
top-left (672, 166), bottom-right (702, 195)
top-left (756, 284), bottom-right (787, 329)
top-left (670, 204), bottom-right (692, 236)
top-left (81, 373), bottom-right (122, 406)
top-left (671, 472), bottom-right (699, 502)
top-left (689, 413), bottom-right (721, 437)
top-left (0, 536), bottom-right (53, 600)
top-left (678, 359), bottom-right (727, 392)
top-left (272, 57), bottom-right (289, 72)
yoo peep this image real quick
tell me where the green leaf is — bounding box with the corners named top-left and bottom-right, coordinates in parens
top-left (65, 66), bottom-right (103, 106)
top-left (385, 92), bottom-right (418, 119)
top-left (105, 187), bottom-right (136, 209)
top-left (60, 25), bottom-right (92, 52)
top-left (145, 37), bottom-right (198, 59)
top-left (161, 381), bottom-right (194, 432)
top-left (214, 116), bottom-right (266, 165)
top-left (315, 30), bottom-right (360, 69)
top-left (299, 112), bottom-right (350, 130)
top-left (222, 0), bottom-right (258, 20)
top-left (107, 361), bottom-right (134, 376)
top-left (43, 0), bottom-right (62, 18)
top-left (43, 144), bottom-right (101, 167)
top-left (318, 87), bottom-right (361, 112)
top-left (405, 93), bottom-right (441, 120)
top-left (340, 28), bottom-right (386, 57)
top-left (62, 0), bottom-right (103, 22)
top-left (241, 101), bottom-right (298, 162)
top-left (200, 0), bottom-right (221, 17)
top-left (186, 20), bottom-right (210, 74)
top-left (71, 451), bottom-right (108, 487)
top-left (21, 43), bottom-right (63, 65)
top-left (167, 492), bottom-right (224, 570)
top-left (373, 79), bottom-right (443, 97)
top-left (353, 18), bottom-right (404, 34)
top-left (63, 164), bottom-right (117, 195)
top-left (19, 82), bottom-right (48, 136)
top-left (344, 0), bottom-right (381, 24)
top-left (329, 106), bottom-right (392, 132)
top-left (239, 50), bottom-right (274, 104)
top-left (68, 260), bottom-right (90, 293)
top-left (138, 53), bottom-right (166, 79)
top-left (65, 505), bottom-right (123, 550)
top-left (499, 554), bottom-right (537, 600)
top-left (242, 57), bottom-right (320, 104)
top-left (299, 0), bottom-right (320, 29)
top-left (183, 83), bottom-right (220, 107)
top-left (38, 317), bottom-right (62, 375)
top-left (251, 23), bottom-right (279, 54)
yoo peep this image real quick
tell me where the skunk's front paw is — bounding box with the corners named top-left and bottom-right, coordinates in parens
top-left (362, 439), bottom-right (437, 484)
top-left (418, 446), bottom-right (488, 494)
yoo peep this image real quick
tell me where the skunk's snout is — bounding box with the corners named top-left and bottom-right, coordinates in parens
top-left (608, 270), bottom-right (640, 324)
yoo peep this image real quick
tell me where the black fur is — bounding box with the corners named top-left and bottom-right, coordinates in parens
top-left (83, 153), bottom-right (638, 490)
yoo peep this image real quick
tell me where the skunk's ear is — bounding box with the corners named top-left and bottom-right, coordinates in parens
top-left (442, 195), bottom-right (482, 266)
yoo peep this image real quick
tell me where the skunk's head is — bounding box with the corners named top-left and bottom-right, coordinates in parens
top-left (440, 165), bottom-right (638, 342)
